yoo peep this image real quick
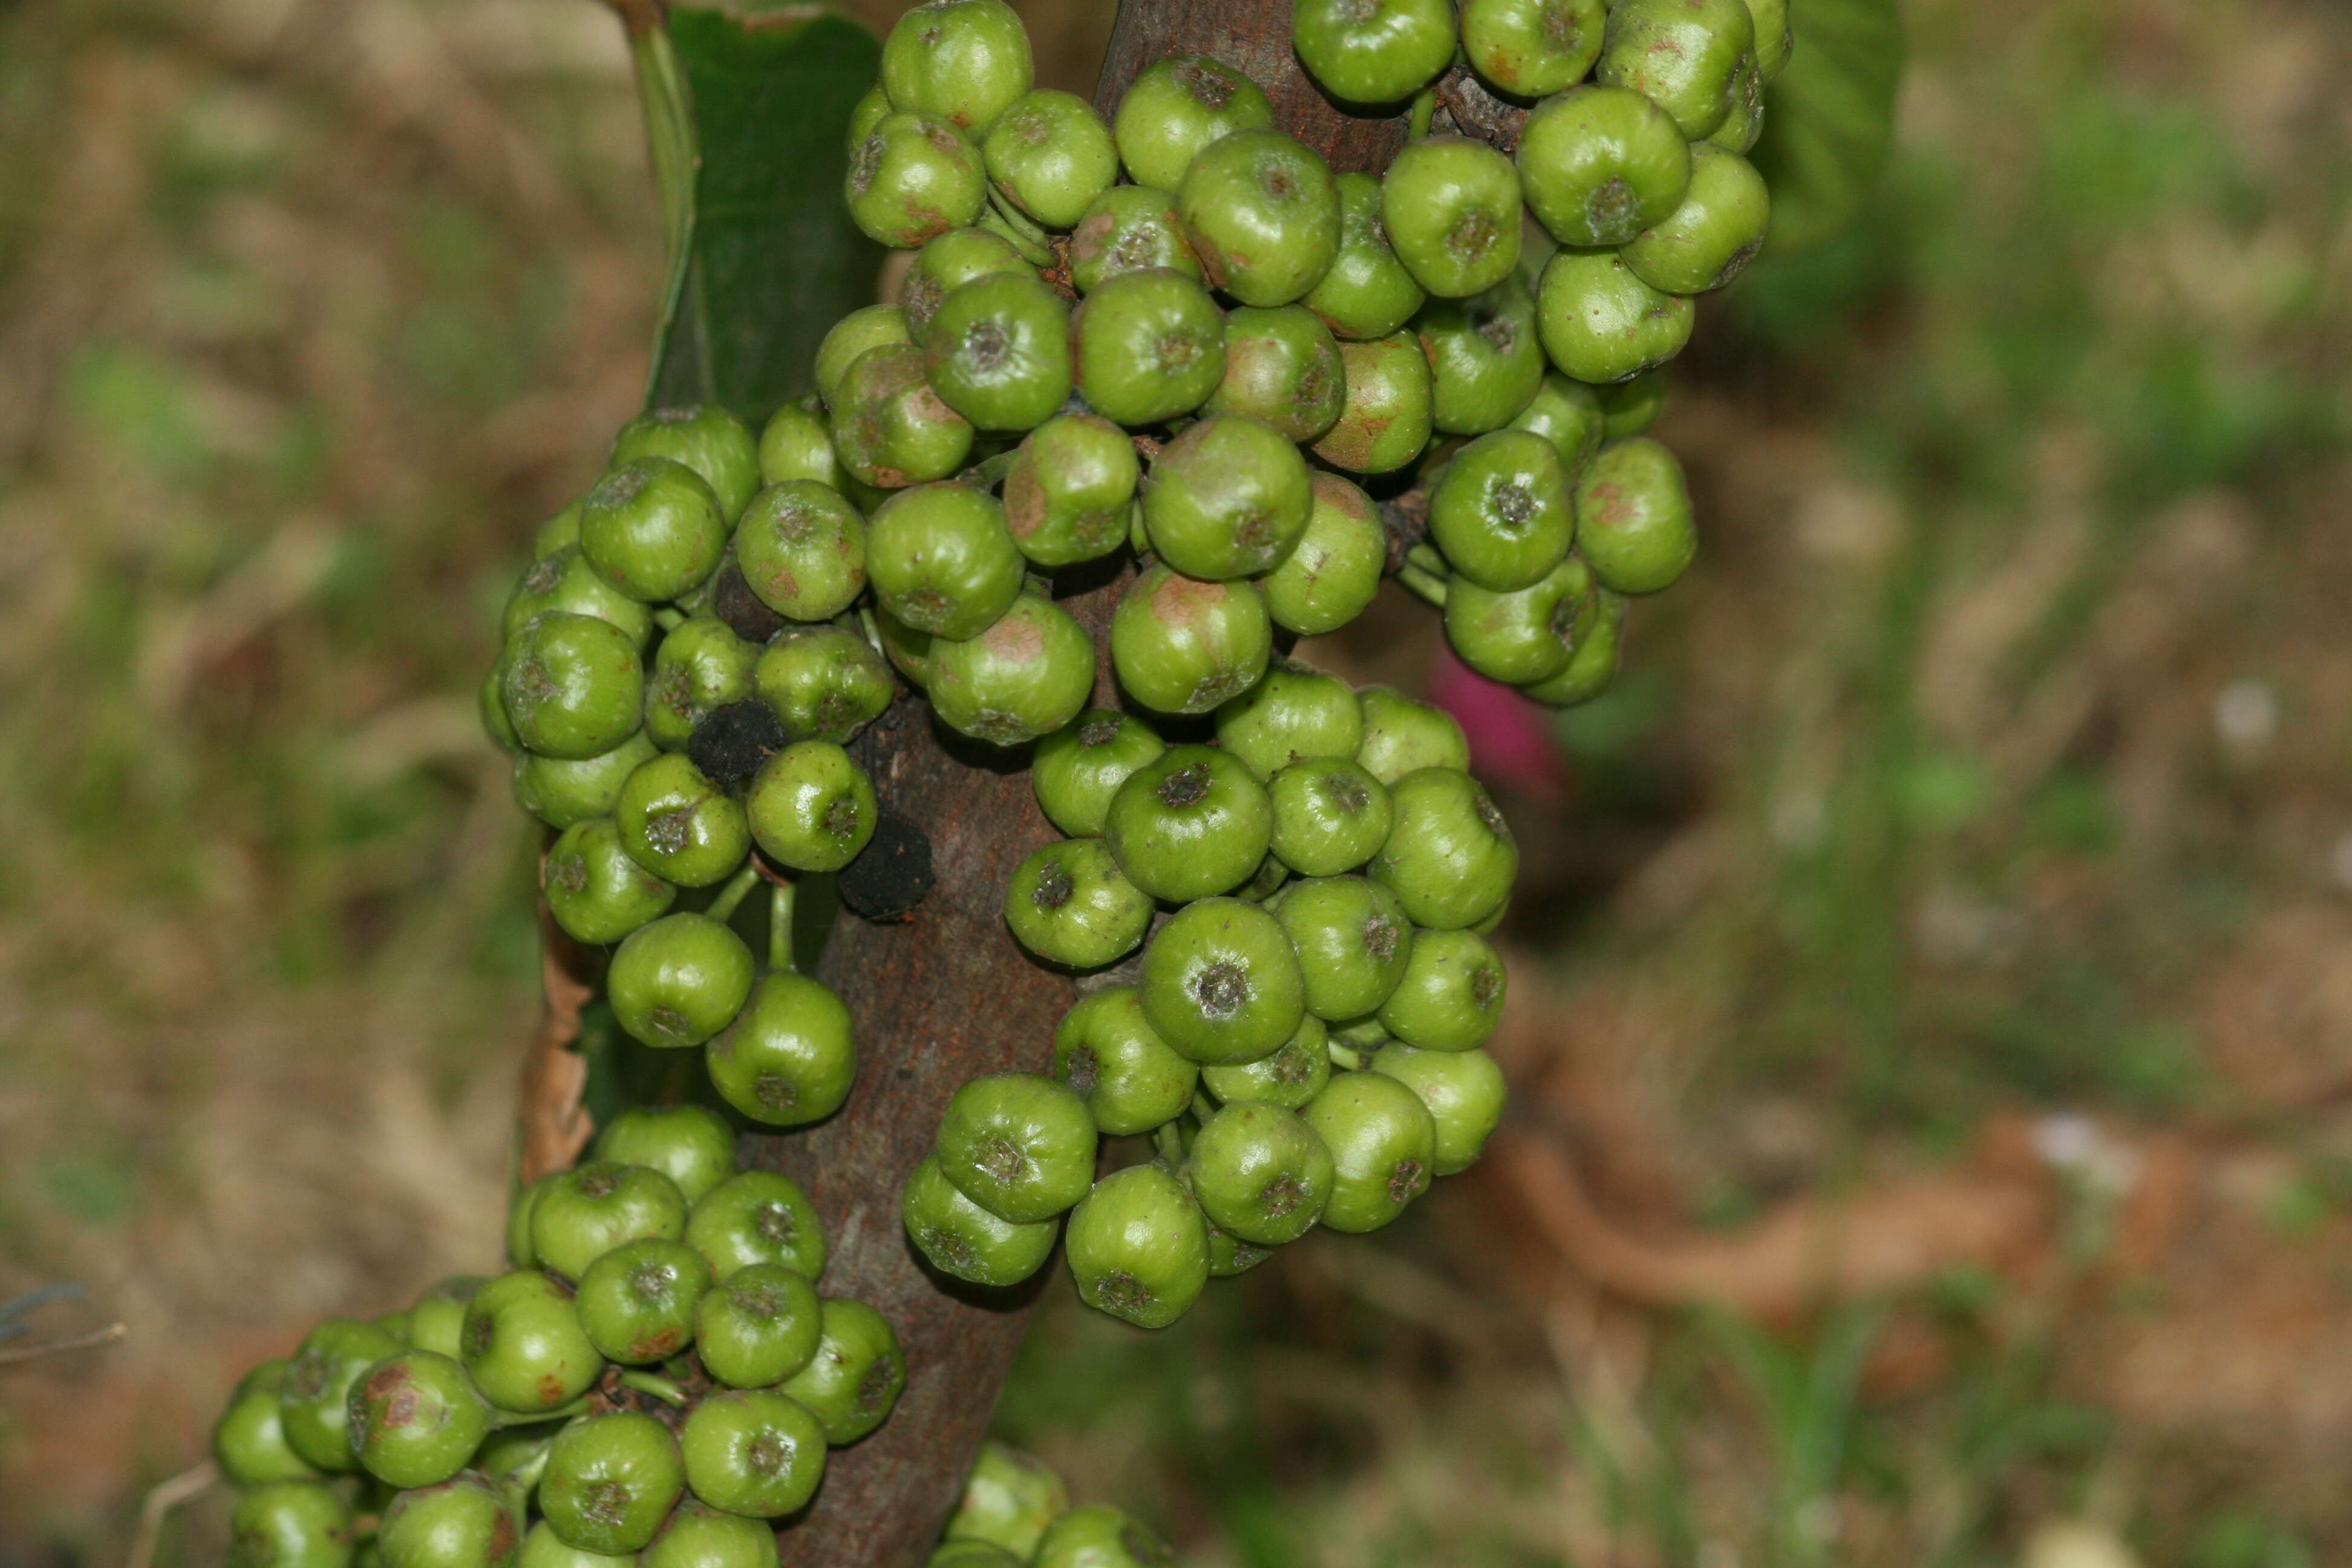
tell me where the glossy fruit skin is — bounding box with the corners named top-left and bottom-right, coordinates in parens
top-left (1599, 367), bottom-right (1668, 439)
top-left (815, 304), bottom-right (912, 411)
top-left (501, 612), bottom-right (644, 762)
top-left (901, 1152), bottom-right (1060, 1287)
top-left (1177, 129), bottom-right (1341, 307)
top-left (531, 1162), bottom-right (690, 1282)
top-left (1068, 185), bottom-right (1203, 293)
top-left (706, 972), bottom-right (857, 1128)
top-left (1262, 473), bottom-right (1387, 636)
top-left (1445, 554), bottom-right (1593, 685)
top-left (1523, 583), bottom-right (1623, 706)
top-left (1204, 306), bottom-right (1343, 445)
top-left (1370, 766), bottom-right (1519, 930)
top-left (1293, 0), bottom-right (1458, 104)
top-left (1310, 333), bottom-right (1434, 474)
top-left (733, 482), bottom-right (868, 624)
top-left (507, 1180), bottom-right (546, 1270)
top-left (778, 1297), bottom-right (906, 1444)
top-left (1305, 172), bottom-right (1426, 340)
top-left (1034, 1505), bottom-right (1177, 1568)
top-left (846, 109), bottom-right (987, 248)
top-left (379, 1474), bottom-right (523, 1568)
top-left (757, 396), bottom-right (843, 491)
top-left (216, 1359), bottom-right (326, 1486)
top-left (1378, 926), bottom-right (1509, 1050)
top-left (517, 1521), bottom-right (633, 1568)
top-left (1621, 143), bottom-right (1770, 294)
top-left (833, 343), bottom-right (976, 488)
top-left (1070, 267), bottom-right (1227, 428)
top-left (1004, 838), bottom-right (1153, 969)
top-left (1063, 1164), bottom-right (1210, 1330)
top-left (1003, 414), bottom-right (1139, 568)
top-left (746, 740), bottom-right (876, 873)
top-left (460, 1271), bottom-right (604, 1415)
top-left (932, 1544), bottom-right (1024, 1568)
top-left (1517, 85), bottom-right (1692, 249)
top-left (936, 1071), bottom-right (1099, 1223)
top-left (1189, 1100), bottom-right (1335, 1246)
top-left (1142, 416), bottom-right (1314, 581)
top-left (1373, 1043), bottom-right (1506, 1174)
top-left (1138, 897), bottom-right (1306, 1065)
top-left (1103, 744), bottom-right (1274, 903)
top-left (607, 912), bottom-right (756, 1051)
top-left (1270, 874), bottom-right (1414, 1021)
top-left (1430, 430), bottom-right (1577, 590)
top-left (1575, 436), bottom-right (1694, 593)
top-left (1033, 710), bottom-right (1166, 837)
top-left (1461, 0), bottom-right (1607, 97)
top-left (229, 1481), bottom-right (353, 1568)
top-left (640, 1504), bottom-right (777, 1568)
top-left (1204, 1218), bottom-right (1276, 1277)
top-left (580, 457), bottom-right (728, 604)
top-left (1266, 757), bottom-right (1394, 877)
top-left (346, 1350), bottom-right (491, 1490)
top-left (946, 1441), bottom-right (1069, 1558)
top-left (904, 229), bottom-right (1034, 344)
top-left (611, 405), bottom-right (760, 523)
top-left (696, 1261), bottom-right (823, 1388)
top-left (502, 546), bottom-right (655, 649)
top-left (280, 1318), bottom-right (405, 1472)
top-left (1536, 249), bottom-right (1694, 385)
top-left (687, 1170), bottom-right (827, 1281)
top-left (983, 88), bottom-right (1117, 229)
top-left (754, 627), bottom-right (892, 746)
top-left (679, 1388), bottom-right (827, 1518)
top-left (541, 1413), bottom-right (685, 1554)
top-left (643, 617), bottom-right (756, 752)
top-left (1705, 53), bottom-right (1766, 152)
top-left (574, 1236), bottom-right (711, 1365)
top-left (1302, 1070), bottom-right (1439, 1232)
top-left (924, 272), bottom-right (1073, 433)
top-left (1201, 1013), bottom-right (1331, 1109)
top-left (614, 753), bottom-right (750, 889)
top-left (514, 732), bottom-right (661, 833)
top-left (1380, 137), bottom-right (1524, 299)
top-left (866, 483), bottom-right (1025, 639)
top-left (1509, 372), bottom-right (1609, 473)
top-left (1356, 685), bottom-right (1471, 782)
top-left (1108, 566), bottom-right (1273, 716)
top-left (1111, 56), bottom-right (1275, 192)
top-left (1215, 659), bottom-right (1363, 780)
top-left (1419, 277), bottom-right (1547, 436)
top-left (927, 593), bottom-right (1096, 746)
top-left (1596, 0), bottom-right (1756, 139)
top-left (1051, 985), bottom-right (1200, 1135)
top-left (881, 0), bottom-right (1033, 134)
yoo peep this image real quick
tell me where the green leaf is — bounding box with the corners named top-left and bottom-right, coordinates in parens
top-left (1752, 0), bottom-right (1904, 252)
top-left (633, 2), bottom-right (884, 421)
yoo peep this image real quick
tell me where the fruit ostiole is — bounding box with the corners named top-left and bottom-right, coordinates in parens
top-left (209, 0), bottom-right (1784, 1561)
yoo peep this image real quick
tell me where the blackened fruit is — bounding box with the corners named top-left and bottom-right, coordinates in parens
top-left (778, 1296), bottom-right (906, 1445)
top-left (706, 972), bottom-right (858, 1128)
top-left (679, 1388), bottom-right (828, 1517)
top-left (1051, 986), bottom-right (1200, 1135)
top-left (1370, 766), bottom-right (1518, 931)
top-left (1302, 1071), bottom-right (1438, 1232)
top-left (1111, 56), bottom-right (1274, 193)
top-left (540, 1411), bottom-right (686, 1554)
top-left (1004, 838), bottom-right (1153, 969)
top-left (1102, 745), bottom-right (1274, 904)
top-left (347, 1350), bottom-right (491, 1490)
top-left (529, 1161), bottom-right (690, 1282)
top-left (606, 911), bottom-right (757, 1051)
top-left (687, 1169), bottom-right (828, 1281)
top-left (1138, 897), bottom-right (1306, 1065)
top-left (574, 1236), bottom-right (710, 1365)
top-left (936, 1071), bottom-right (1099, 1223)
top-left (694, 1262), bottom-right (823, 1388)
top-left (1062, 1164), bottom-right (1210, 1330)
top-left (1108, 566), bottom-right (1272, 717)
top-left (901, 1152), bottom-right (1060, 1287)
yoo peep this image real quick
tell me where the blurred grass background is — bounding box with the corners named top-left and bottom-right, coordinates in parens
top-left (1, 0), bottom-right (2350, 1563)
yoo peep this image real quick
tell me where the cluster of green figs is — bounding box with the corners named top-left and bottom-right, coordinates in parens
top-left (214, 1107), bottom-right (905, 1568)
top-left (217, 0), bottom-right (1797, 1554)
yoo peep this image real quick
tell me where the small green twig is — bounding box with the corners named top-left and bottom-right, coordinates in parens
top-left (618, 1369), bottom-right (691, 1407)
top-left (769, 878), bottom-right (798, 972)
top-left (1328, 1042), bottom-right (1365, 1072)
top-left (1408, 87), bottom-right (1436, 140)
top-left (1396, 560), bottom-right (1450, 608)
top-left (707, 862), bottom-right (763, 925)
